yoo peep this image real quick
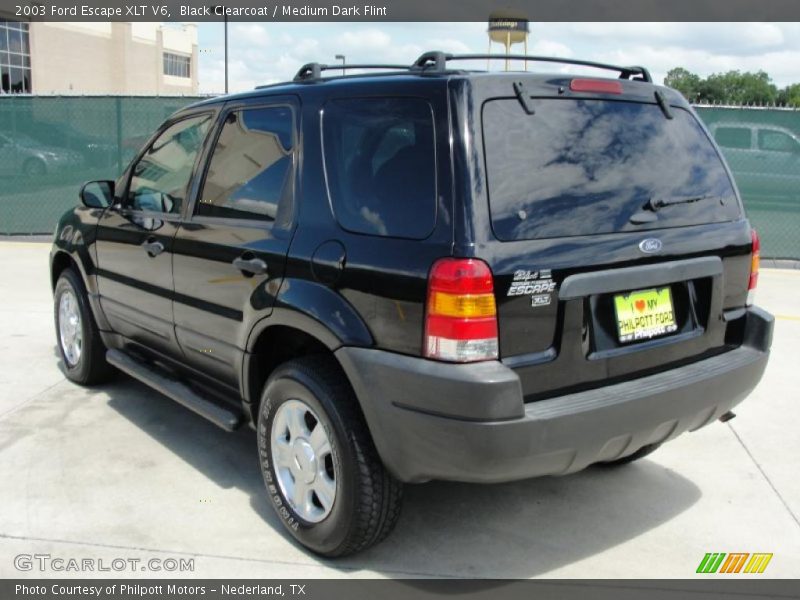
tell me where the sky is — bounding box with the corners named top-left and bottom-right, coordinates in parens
top-left (194, 22), bottom-right (800, 94)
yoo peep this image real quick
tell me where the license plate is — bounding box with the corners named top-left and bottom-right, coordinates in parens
top-left (613, 287), bottom-right (678, 343)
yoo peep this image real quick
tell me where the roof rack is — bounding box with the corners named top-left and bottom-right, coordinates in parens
top-left (411, 51), bottom-right (652, 83)
top-left (281, 51), bottom-right (653, 86)
top-left (292, 63), bottom-right (409, 82)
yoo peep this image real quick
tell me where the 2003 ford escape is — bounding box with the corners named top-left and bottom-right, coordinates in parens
top-left (50, 52), bottom-right (773, 556)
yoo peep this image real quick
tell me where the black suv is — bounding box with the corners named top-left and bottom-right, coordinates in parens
top-left (50, 52), bottom-right (773, 557)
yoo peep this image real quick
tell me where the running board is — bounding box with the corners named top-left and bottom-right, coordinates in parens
top-left (106, 349), bottom-right (242, 431)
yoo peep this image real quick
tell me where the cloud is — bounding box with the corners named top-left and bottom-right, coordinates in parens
top-left (529, 39), bottom-right (572, 57)
top-left (233, 23), bottom-right (270, 48)
top-left (336, 28), bottom-right (392, 50)
top-left (559, 22), bottom-right (787, 54)
top-left (594, 44), bottom-right (800, 85)
top-left (433, 39), bottom-right (472, 54)
top-left (196, 22), bottom-right (800, 94)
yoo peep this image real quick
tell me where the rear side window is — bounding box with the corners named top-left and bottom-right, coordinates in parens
top-left (322, 97), bottom-right (436, 239)
top-left (715, 127), bottom-right (752, 149)
top-left (483, 99), bottom-right (740, 241)
top-left (198, 106), bottom-right (294, 222)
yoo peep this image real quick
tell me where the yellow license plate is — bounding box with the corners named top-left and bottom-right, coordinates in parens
top-left (613, 287), bottom-right (678, 343)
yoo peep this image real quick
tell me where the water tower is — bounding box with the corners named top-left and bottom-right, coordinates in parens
top-left (487, 10), bottom-right (530, 71)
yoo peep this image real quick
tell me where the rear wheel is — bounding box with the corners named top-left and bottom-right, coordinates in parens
top-left (257, 356), bottom-right (402, 557)
top-left (601, 443), bottom-right (662, 466)
top-left (54, 269), bottom-right (114, 385)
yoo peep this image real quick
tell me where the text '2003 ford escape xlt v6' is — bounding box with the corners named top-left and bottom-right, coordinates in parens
top-left (51, 52), bottom-right (773, 557)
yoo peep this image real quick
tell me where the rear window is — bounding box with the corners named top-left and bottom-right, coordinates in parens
top-left (483, 99), bottom-right (740, 241)
top-left (322, 97), bottom-right (436, 239)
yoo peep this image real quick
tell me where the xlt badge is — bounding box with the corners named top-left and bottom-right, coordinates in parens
top-left (507, 269), bottom-right (556, 307)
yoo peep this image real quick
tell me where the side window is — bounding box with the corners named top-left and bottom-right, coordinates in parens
top-left (758, 129), bottom-right (799, 153)
top-left (322, 97), bottom-right (436, 239)
top-left (371, 125), bottom-right (415, 174)
top-left (127, 114), bottom-right (211, 214)
top-left (714, 127), bottom-right (752, 150)
top-left (197, 106), bottom-right (294, 222)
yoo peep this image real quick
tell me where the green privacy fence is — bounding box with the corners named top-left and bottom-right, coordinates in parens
top-left (1, 97), bottom-right (798, 258)
top-left (0, 96), bottom-right (205, 235)
top-left (695, 106), bottom-right (799, 260)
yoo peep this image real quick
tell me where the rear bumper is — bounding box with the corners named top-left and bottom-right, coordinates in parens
top-left (335, 306), bottom-right (773, 483)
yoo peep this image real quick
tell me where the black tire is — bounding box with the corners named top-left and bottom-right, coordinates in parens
top-left (600, 443), bottom-right (662, 467)
top-left (23, 158), bottom-right (46, 178)
top-left (257, 356), bottom-right (402, 557)
top-left (54, 268), bottom-right (115, 385)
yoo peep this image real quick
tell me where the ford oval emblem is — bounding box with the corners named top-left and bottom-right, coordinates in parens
top-left (639, 238), bottom-right (663, 254)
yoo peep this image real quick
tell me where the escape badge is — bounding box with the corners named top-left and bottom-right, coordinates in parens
top-left (507, 269), bottom-right (556, 308)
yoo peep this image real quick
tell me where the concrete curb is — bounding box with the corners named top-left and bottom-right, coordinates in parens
top-left (0, 234), bottom-right (53, 243)
top-left (762, 259), bottom-right (800, 270)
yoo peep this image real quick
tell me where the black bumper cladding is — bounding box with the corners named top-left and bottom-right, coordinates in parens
top-left (336, 306), bottom-right (773, 484)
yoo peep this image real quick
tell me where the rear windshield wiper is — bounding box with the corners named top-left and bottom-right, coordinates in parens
top-left (629, 195), bottom-right (726, 224)
top-left (648, 195), bottom-right (723, 211)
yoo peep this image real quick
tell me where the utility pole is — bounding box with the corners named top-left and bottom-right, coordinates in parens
top-left (212, 6), bottom-right (229, 93)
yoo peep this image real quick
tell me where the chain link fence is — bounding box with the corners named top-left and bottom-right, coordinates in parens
top-left (0, 96), bottom-right (204, 235)
top-left (696, 105), bottom-right (799, 260)
top-left (0, 97), bottom-right (798, 258)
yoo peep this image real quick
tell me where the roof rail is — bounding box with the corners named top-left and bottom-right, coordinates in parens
top-left (292, 62), bottom-right (409, 82)
top-left (411, 51), bottom-right (652, 83)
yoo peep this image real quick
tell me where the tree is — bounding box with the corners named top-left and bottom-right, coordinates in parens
top-left (702, 70), bottom-right (777, 105)
top-left (664, 68), bottom-right (781, 105)
top-left (664, 67), bottom-right (703, 102)
top-left (778, 83), bottom-right (800, 107)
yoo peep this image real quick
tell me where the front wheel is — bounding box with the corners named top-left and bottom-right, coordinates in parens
top-left (54, 269), bottom-right (114, 385)
top-left (257, 356), bottom-right (402, 557)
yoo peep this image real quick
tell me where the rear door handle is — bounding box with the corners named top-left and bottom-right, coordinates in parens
top-left (233, 256), bottom-right (268, 276)
top-left (142, 239), bottom-right (165, 257)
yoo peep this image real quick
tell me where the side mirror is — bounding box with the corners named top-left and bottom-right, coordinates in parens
top-left (80, 180), bottom-right (114, 209)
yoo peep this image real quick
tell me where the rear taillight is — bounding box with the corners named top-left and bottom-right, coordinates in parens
top-left (747, 229), bottom-right (760, 306)
top-left (424, 258), bottom-right (499, 362)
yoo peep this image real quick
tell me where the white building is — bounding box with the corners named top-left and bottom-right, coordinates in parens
top-left (1, 19), bottom-right (199, 95)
